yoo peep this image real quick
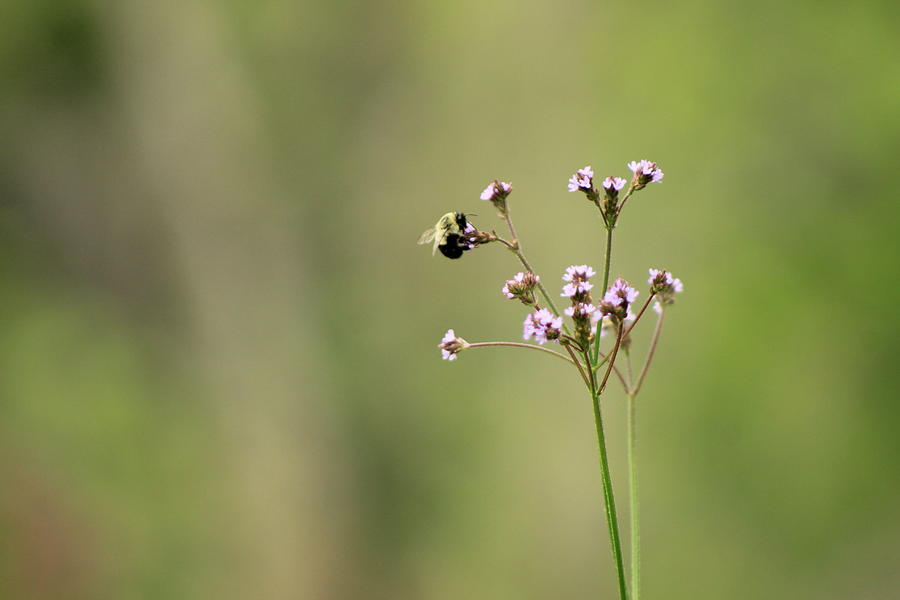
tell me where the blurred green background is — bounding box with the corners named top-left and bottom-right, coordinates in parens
top-left (1, 1), bottom-right (899, 598)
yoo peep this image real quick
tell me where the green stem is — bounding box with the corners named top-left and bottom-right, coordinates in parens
top-left (625, 309), bottom-right (666, 599)
top-left (591, 226), bottom-right (614, 363)
top-left (627, 392), bottom-right (640, 600)
top-left (590, 380), bottom-right (629, 600)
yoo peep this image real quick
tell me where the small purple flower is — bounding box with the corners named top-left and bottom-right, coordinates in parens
top-left (602, 176), bottom-right (627, 191)
top-left (562, 264), bottom-right (596, 297)
top-left (603, 277), bottom-right (639, 307)
top-left (523, 309), bottom-right (563, 345)
top-left (480, 180), bottom-right (512, 202)
top-left (627, 159), bottom-right (664, 186)
top-left (567, 165), bottom-right (594, 193)
top-left (438, 329), bottom-right (467, 361)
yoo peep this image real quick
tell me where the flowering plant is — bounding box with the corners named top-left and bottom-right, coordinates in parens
top-left (430, 160), bottom-right (681, 600)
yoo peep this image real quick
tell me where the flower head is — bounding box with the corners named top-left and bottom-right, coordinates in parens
top-left (647, 268), bottom-right (674, 293)
top-left (480, 180), bottom-right (512, 204)
top-left (627, 159), bottom-right (664, 189)
top-left (438, 329), bottom-right (468, 361)
top-left (561, 264), bottom-right (596, 298)
top-left (603, 277), bottom-right (639, 307)
top-left (566, 302), bottom-right (601, 344)
top-left (599, 278), bottom-right (638, 321)
top-left (523, 309), bottom-right (563, 345)
top-left (502, 271), bottom-right (540, 305)
top-left (567, 165), bottom-right (595, 194)
top-left (648, 268), bottom-right (683, 310)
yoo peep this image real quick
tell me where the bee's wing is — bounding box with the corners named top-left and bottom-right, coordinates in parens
top-left (418, 228), bottom-right (437, 245)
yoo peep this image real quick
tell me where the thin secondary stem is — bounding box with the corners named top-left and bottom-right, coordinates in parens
top-left (500, 206), bottom-right (521, 244)
top-left (627, 392), bottom-right (640, 600)
top-left (592, 348), bottom-right (629, 393)
top-left (589, 375), bottom-right (629, 600)
top-left (467, 341), bottom-right (578, 367)
top-left (615, 187), bottom-right (636, 218)
top-left (631, 309), bottom-right (666, 397)
top-left (581, 347), bottom-right (596, 390)
top-left (563, 343), bottom-right (593, 391)
top-left (591, 226), bottom-right (614, 363)
top-left (598, 321), bottom-right (625, 395)
top-left (623, 293), bottom-right (657, 340)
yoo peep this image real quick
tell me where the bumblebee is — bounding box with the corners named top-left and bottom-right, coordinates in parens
top-left (418, 212), bottom-right (471, 259)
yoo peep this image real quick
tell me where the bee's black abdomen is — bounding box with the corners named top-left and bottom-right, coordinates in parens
top-left (439, 234), bottom-right (465, 259)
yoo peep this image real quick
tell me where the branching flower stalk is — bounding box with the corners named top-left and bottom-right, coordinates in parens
top-left (430, 160), bottom-right (681, 600)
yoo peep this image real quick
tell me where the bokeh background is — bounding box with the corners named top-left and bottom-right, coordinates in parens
top-left (1, 1), bottom-right (899, 598)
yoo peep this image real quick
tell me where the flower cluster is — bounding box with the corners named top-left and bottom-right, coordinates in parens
top-left (628, 160), bottom-right (664, 190)
top-left (434, 159), bottom-right (680, 372)
top-left (599, 277), bottom-right (639, 321)
top-left (438, 329), bottom-right (468, 361)
top-left (561, 265), bottom-right (595, 298)
top-left (523, 309), bottom-right (563, 344)
top-left (604, 278), bottom-right (639, 306)
top-left (480, 180), bottom-right (513, 213)
top-left (648, 268), bottom-right (683, 313)
top-left (567, 166), bottom-right (595, 195)
top-left (502, 271), bottom-right (540, 306)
